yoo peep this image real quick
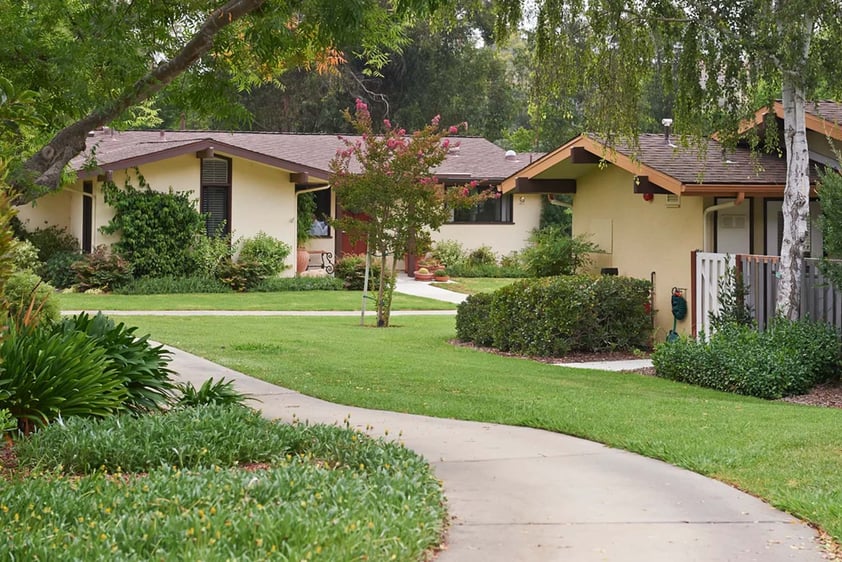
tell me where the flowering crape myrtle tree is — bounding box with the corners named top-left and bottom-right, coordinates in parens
top-left (330, 99), bottom-right (490, 327)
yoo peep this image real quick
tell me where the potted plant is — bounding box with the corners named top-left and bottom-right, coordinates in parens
top-left (414, 267), bottom-right (434, 281)
top-left (434, 268), bottom-right (449, 282)
top-left (296, 193), bottom-right (317, 273)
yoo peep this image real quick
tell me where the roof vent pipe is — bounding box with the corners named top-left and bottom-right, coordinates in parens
top-left (661, 118), bottom-right (673, 145)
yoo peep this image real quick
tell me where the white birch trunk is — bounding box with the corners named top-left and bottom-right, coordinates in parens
top-left (776, 79), bottom-right (811, 320)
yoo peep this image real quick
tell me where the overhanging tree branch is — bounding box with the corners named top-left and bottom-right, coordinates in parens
top-left (16, 0), bottom-right (267, 200)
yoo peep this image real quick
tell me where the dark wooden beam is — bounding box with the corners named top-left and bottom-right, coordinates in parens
top-left (633, 176), bottom-right (672, 195)
top-left (290, 172), bottom-right (309, 184)
top-left (514, 177), bottom-right (576, 194)
top-left (571, 146), bottom-right (602, 164)
top-left (195, 148), bottom-right (215, 159)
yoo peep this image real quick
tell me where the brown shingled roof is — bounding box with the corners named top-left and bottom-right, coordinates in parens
top-left (73, 129), bottom-right (532, 184)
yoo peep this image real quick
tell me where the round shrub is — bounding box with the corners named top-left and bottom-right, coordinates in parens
top-left (39, 250), bottom-right (82, 289)
top-left (335, 254), bottom-right (382, 290)
top-left (9, 240), bottom-right (40, 272)
top-left (3, 271), bottom-right (59, 326)
top-left (456, 292), bottom-right (495, 346)
top-left (237, 232), bottom-right (291, 277)
top-left (431, 239), bottom-right (465, 268)
top-left (467, 245), bottom-right (497, 266)
top-left (23, 225), bottom-right (79, 262)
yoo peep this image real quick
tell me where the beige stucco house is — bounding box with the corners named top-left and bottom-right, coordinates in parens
top-left (501, 102), bottom-right (841, 338)
top-left (16, 129), bottom-right (543, 274)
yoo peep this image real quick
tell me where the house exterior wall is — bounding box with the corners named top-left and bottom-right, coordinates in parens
top-left (432, 194), bottom-right (542, 258)
top-left (16, 153), bottom-right (300, 275)
top-left (572, 166), bottom-right (704, 338)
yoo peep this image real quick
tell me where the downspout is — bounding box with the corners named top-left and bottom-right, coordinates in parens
top-left (703, 192), bottom-right (745, 252)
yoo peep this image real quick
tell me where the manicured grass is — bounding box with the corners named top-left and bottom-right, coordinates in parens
top-left (57, 291), bottom-right (456, 311)
top-left (123, 314), bottom-right (842, 545)
top-left (430, 277), bottom-right (520, 295)
top-left (5, 405), bottom-right (445, 561)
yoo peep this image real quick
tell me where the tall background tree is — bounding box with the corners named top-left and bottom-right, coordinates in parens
top-left (0, 0), bottom-right (442, 199)
top-left (493, 0), bottom-right (842, 319)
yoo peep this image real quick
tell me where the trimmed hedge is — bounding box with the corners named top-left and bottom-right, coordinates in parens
top-left (456, 275), bottom-right (652, 356)
top-left (652, 319), bottom-right (841, 399)
top-left (456, 293), bottom-right (494, 346)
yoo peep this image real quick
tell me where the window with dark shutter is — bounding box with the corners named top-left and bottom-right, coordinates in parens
top-left (200, 157), bottom-right (231, 237)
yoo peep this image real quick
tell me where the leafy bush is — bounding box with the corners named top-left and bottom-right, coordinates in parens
top-left (9, 239), bottom-right (39, 271)
top-left (0, 324), bottom-right (127, 431)
top-left (521, 226), bottom-right (599, 277)
top-left (216, 259), bottom-right (265, 291)
top-left (3, 271), bottom-right (59, 327)
top-left (335, 254), bottom-right (382, 290)
top-left (101, 175), bottom-right (205, 278)
top-left (457, 275), bottom-right (652, 356)
top-left (55, 313), bottom-right (176, 413)
top-left (709, 264), bottom-right (753, 332)
top-left (652, 319), bottom-right (840, 399)
top-left (189, 229), bottom-right (234, 279)
top-left (22, 225), bottom-right (79, 262)
top-left (456, 292), bottom-right (495, 346)
top-left (0, 408), bottom-right (14, 434)
top-left (467, 245), bottom-right (497, 266)
top-left (175, 378), bottom-right (249, 408)
top-left (431, 239), bottom-right (465, 268)
top-left (237, 231), bottom-right (291, 277)
top-left (38, 250), bottom-right (82, 289)
top-left (115, 275), bottom-right (232, 295)
top-left (252, 275), bottom-right (344, 292)
top-left (71, 245), bottom-right (133, 292)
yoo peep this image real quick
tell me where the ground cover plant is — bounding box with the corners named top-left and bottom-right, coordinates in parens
top-left (122, 314), bottom-right (842, 545)
top-left (57, 291), bottom-right (456, 312)
top-left (3, 404), bottom-right (445, 561)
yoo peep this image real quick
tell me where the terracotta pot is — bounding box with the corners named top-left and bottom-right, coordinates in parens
top-left (414, 270), bottom-right (434, 281)
top-left (296, 247), bottom-right (310, 273)
top-left (434, 275), bottom-right (449, 282)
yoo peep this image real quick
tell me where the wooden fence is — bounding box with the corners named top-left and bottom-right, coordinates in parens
top-left (693, 251), bottom-right (842, 334)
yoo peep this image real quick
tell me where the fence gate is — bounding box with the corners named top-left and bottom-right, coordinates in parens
top-left (693, 251), bottom-right (733, 338)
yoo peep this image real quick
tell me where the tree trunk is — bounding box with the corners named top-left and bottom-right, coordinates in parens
top-left (775, 10), bottom-right (813, 320)
top-left (15, 0), bottom-right (266, 199)
top-left (776, 83), bottom-right (811, 319)
top-left (376, 251), bottom-right (390, 327)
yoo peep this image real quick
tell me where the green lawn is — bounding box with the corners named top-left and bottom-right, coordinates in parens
top-left (430, 277), bottom-right (520, 294)
top-left (121, 314), bottom-right (842, 545)
top-left (58, 291), bottom-right (456, 311)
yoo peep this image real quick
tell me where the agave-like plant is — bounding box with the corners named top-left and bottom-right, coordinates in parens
top-left (54, 313), bottom-right (177, 414)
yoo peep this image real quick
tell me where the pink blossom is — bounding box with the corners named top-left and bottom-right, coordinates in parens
top-left (431, 114), bottom-right (441, 126)
top-left (469, 180), bottom-right (479, 188)
top-left (355, 98), bottom-right (368, 112)
top-left (460, 187), bottom-right (469, 196)
top-left (397, 128), bottom-right (406, 136)
top-left (383, 118), bottom-right (391, 129)
top-left (442, 139), bottom-right (450, 149)
top-left (448, 125), bottom-right (458, 134)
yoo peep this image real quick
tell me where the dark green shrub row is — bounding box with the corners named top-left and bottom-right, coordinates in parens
top-left (334, 254), bottom-right (383, 290)
top-left (652, 319), bottom-right (841, 399)
top-left (115, 275), bottom-right (233, 295)
top-left (457, 275), bottom-right (652, 356)
top-left (252, 275), bottom-right (344, 292)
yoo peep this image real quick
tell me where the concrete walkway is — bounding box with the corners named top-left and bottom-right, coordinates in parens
top-left (168, 347), bottom-right (828, 562)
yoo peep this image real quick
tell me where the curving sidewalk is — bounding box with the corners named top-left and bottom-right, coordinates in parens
top-left (168, 346), bottom-right (828, 562)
